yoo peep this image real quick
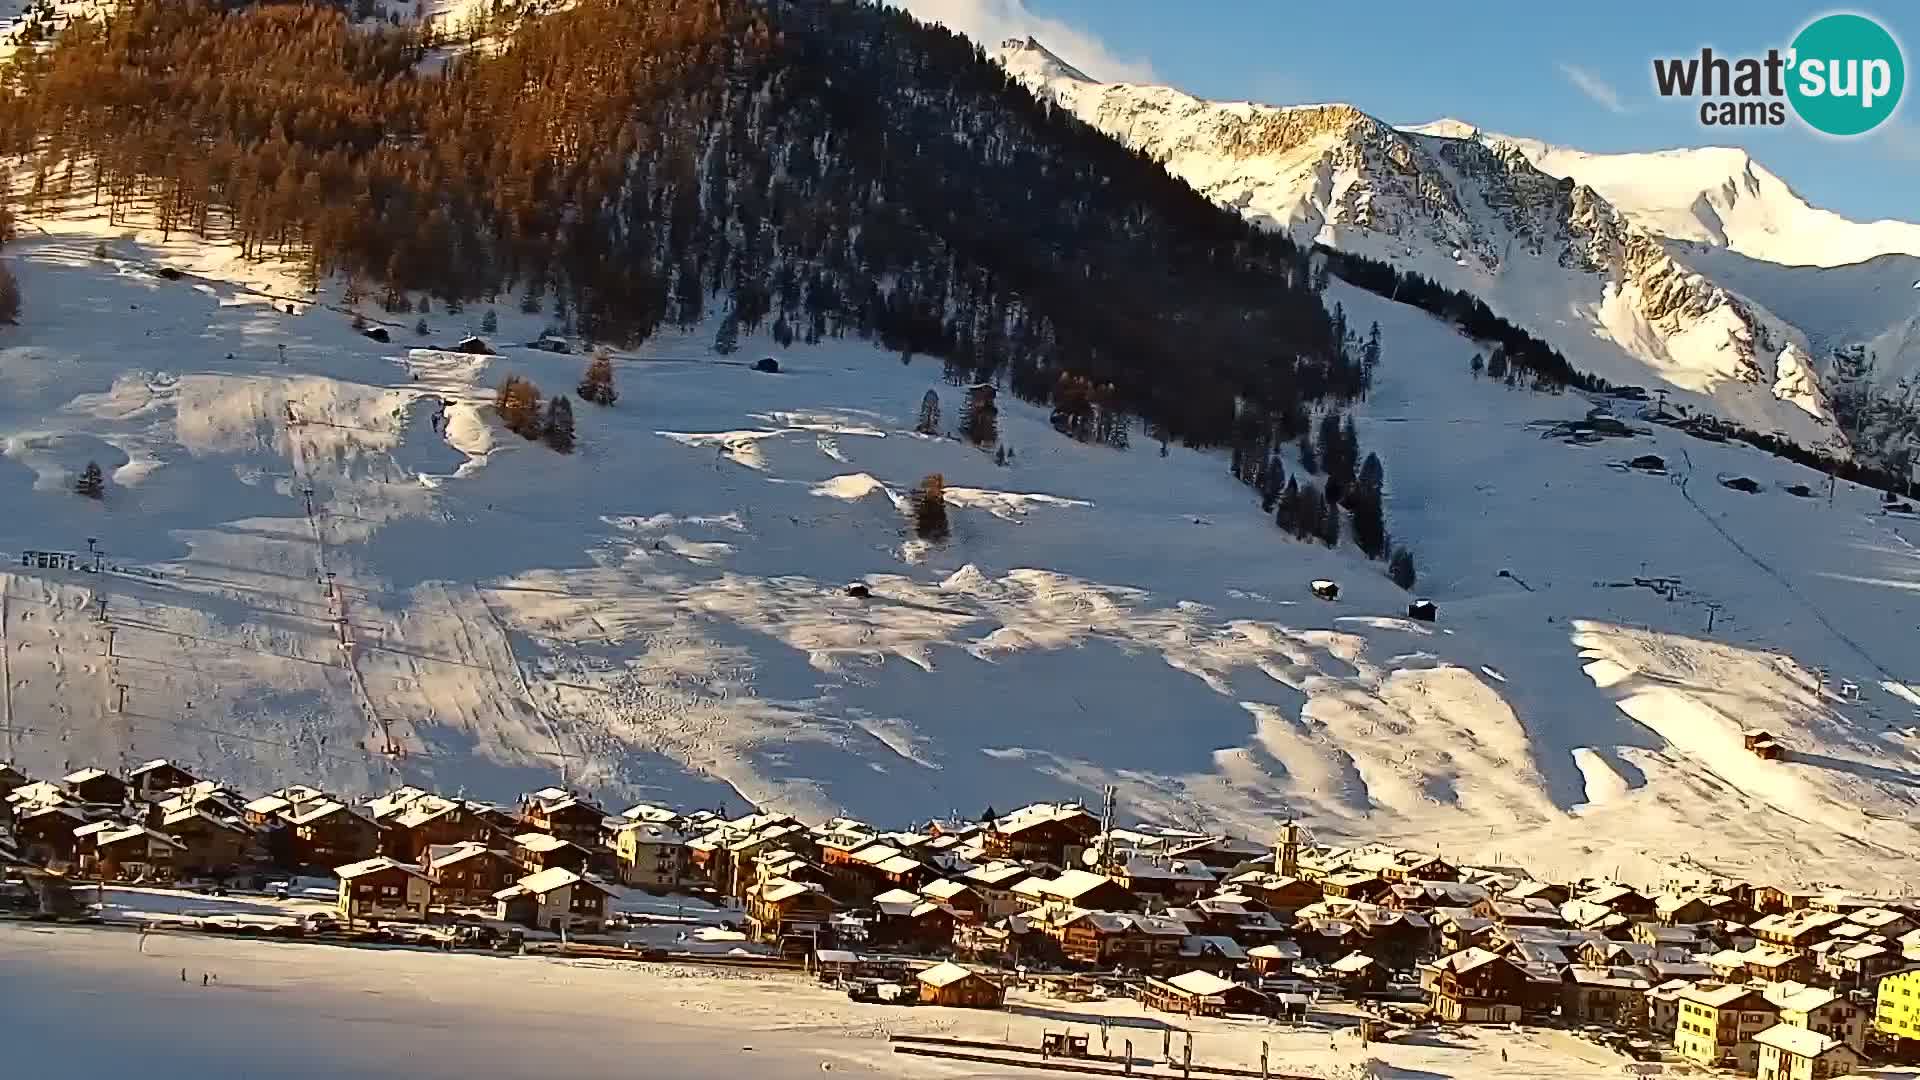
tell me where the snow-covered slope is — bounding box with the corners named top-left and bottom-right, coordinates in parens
top-left (998, 39), bottom-right (1843, 452)
top-left (3, 197), bottom-right (1920, 889)
top-left (1409, 119), bottom-right (1920, 270)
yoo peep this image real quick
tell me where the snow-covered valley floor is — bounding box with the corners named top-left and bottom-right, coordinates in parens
top-left (1, 206), bottom-right (1919, 888)
top-left (2, 922), bottom-right (1675, 1080)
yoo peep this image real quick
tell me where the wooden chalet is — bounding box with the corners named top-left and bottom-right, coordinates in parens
top-left (423, 842), bottom-right (519, 907)
top-left (1247, 941), bottom-right (1303, 977)
top-left (285, 800), bottom-right (380, 869)
top-left (161, 807), bottom-right (255, 877)
top-left (512, 831), bottom-right (591, 876)
top-left (518, 788), bottom-right (607, 847)
top-left (126, 759), bottom-right (199, 802)
top-left (1743, 728), bottom-right (1784, 761)
top-left (336, 857), bottom-right (433, 925)
top-left (90, 825), bottom-right (184, 882)
top-left (915, 962), bottom-right (1003, 1008)
top-left (746, 877), bottom-right (836, 946)
top-left (981, 803), bottom-right (1099, 867)
top-left (494, 867), bottom-right (613, 933)
top-left (62, 768), bottom-right (127, 807)
top-left (13, 804), bottom-right (86, 865)
top-left (374, 792), bottom-right (501, 862)
top-left (0, 762), bottom-right (28, 800)
top-left (1011, 869), bottom-right (1141, 914)
top-left (1424, 948), bottom-right (1535, 1023)
top-left (918, 879), bottom-right (985, 922)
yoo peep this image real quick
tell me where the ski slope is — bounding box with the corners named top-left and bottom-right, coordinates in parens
top-left (2, 204), bottom-right (1919, 889)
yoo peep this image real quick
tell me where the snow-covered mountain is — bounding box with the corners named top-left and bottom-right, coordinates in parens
top-left (999, 38), bottom-right (1855, 452)
top-left (1408, 119), bottom-right (1920, 270)
top-left (3, 202), bottom-right (1920, 890)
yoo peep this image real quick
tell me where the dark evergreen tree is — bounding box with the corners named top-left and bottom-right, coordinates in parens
top-left (414, 317), bottom-right (429, 336)
top-left (916, 390), bottom-right (941, 435)
top-left (713, 312), bottom-right (740, 356)
top-left (912, 473), bottom-right (950, 541)
top-left (0, 259), bottom-right (18, 324)
top-left (1298, 431), bottom-right (1318, 474)
top-left (1351, 453), bottom-right (1387, 559)
top-left (1486, 346), bottom-right (1509, 381)
top-left (481, 307), bottom-right (498, 334)
top-left (1388, 547), bottom-right (1417, 590)
top-left (1469, 353), bottom-right (1484, 379)
top-left (74, 460), bottom-right (104, 499)
top-left (542, 394), bottom-right (575, 453)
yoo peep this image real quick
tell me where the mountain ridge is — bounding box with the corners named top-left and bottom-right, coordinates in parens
top-left (999, 38), bottom-right (1845, 453)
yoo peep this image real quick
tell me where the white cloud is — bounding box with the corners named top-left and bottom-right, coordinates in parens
top-left (1558, 63), bottom-right (1630, 115)
top-left (889, 0), bottom-right (1158, 84)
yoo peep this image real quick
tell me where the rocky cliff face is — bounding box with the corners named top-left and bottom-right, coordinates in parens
top-left (1000, 38), bottom-right (1839, 449)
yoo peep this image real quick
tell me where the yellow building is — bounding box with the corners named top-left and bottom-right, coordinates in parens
top-left (1873, 967), bottom-right (1920, 1040)
top-left (1675, 984), bottom-right (1780, 1072)
top-left (1754, 1024), bottom-right (1859, 1080)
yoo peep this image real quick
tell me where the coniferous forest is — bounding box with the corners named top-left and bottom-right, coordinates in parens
top-left (0, 0), bottom-right (1407, 564)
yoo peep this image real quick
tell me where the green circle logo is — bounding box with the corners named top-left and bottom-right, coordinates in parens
top-left (1788, 13), bottom-right (1905, 136)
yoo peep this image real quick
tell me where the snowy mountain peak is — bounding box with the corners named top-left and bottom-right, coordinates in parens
top-left (996, 36), bottom-right (1092, 84)
top-left (995, 59), bottom-right (1842, 447)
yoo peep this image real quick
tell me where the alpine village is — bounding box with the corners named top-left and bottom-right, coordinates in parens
top-left (4, 754), bottom-right (1918, 1078)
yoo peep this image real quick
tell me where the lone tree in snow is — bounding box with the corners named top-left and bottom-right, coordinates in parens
top-left (74, 460), bottom-right (105, 500)
top-left (414, 317), bottom-right (429, 337)
top-left (713, 311), bottom-right (741, 355)
top-left (0, 260), bottom-right (20, 324)
top-left (912, 473), bottom-right (950, 541)
top-left (959, 384), bottom-right (998, 447)
top-left (1469, 352), bottom-right (1484, 379)
top-left (577, 351), bottom-right (618, 406)
top-left (1388, 546), bottom-right (1417, 590)
top-left (495, 374), bottom-right (542, 438)
top-left (480, 307), bottom-right (498, 335)
top-left (542, 395), bottom-right (576, 454)
top-left (915, 390), bottom-right (941, 435)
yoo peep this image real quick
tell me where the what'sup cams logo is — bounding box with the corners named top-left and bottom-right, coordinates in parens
top-left (1653, 12), bottom-right (1905, 135)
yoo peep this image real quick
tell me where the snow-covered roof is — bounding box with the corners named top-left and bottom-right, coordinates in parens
top-left (917, 961), bottom-right (983, 988)
top-left (964, 861), bottom-right (1030, 887)
top-left (1764, 983), bottom-right (1838, 1012)
top-left (96, 824), bottom-right (184, 850)
top-left (511, 867), bottom-right (604, 897)
top-left (1165, 971), bottom-right (1238, 997)
top-left (921, 879), bottom-right (975, 901)
top-left (1248, 942), bottom-right (1303, 960)
top-left (243, 795), bottom-right (292, 815)
top-left (336, 857), bottom-right (427, 881)
top-left (513, 832), bottom-right (576, 853)
top-left (1118, 854), bottom-right (1216, 882)
top-left (285, 800), bottom-right (357, 826)
top-left (62, 768), bottom-right (110, 785)
top-left (757, 878), bottom-right (830, 905)
top-left (1328, 951), bottom-right (1376, 974)
top-left (873, 888), bottom-right (921, 906)
top-left (1753, 1023), bottom-right (1848, 1059)
top-left (1180, 935), bottom-right (1247, 960)
top-left (127, 758), bottom-right (190, 779)
top-left (1434, 947), bottom-right (1504, 974)
top-left (1678, 983), bottom-right (1763, 1008)
top-left (611, 820), bottom-right (686, 844)
top-left (426, 842), bottom-right (501, 869)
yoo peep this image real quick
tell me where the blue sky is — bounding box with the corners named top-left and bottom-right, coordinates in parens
top-left (898, 1), bottom-right (1919, 223)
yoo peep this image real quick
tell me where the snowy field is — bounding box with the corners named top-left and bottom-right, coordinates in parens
top-left (1, 202), bottom-right (1919, 888)
top-left (2, 922), bottom-right (1662, 1080)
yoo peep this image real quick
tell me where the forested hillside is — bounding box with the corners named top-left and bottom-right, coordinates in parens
top-left (0, 0), bottom-right (1361, 448)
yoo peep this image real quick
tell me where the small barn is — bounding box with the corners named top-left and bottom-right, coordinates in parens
top-left (1142, 971), bottom-right (1269, 1018)
top-left (1628, 454), bottom-right (1667, 473)
top-left (1310, 580), bottom-right (1339, 601)
top-left (362, 326), bottom-right (391, 343)
top-left (915, 962), bottom-right (1003, 1008)
top-left (753, 357), bottom-right (780, 373)
top-left (1742, 728), bottom-right (1783, 761)
top-left (1719, 476), bottom-right (1760, 493)
top-left (454, 336), bottom-right (495, 356)
top-left (1408, 599), bottom-right (1437, 622)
